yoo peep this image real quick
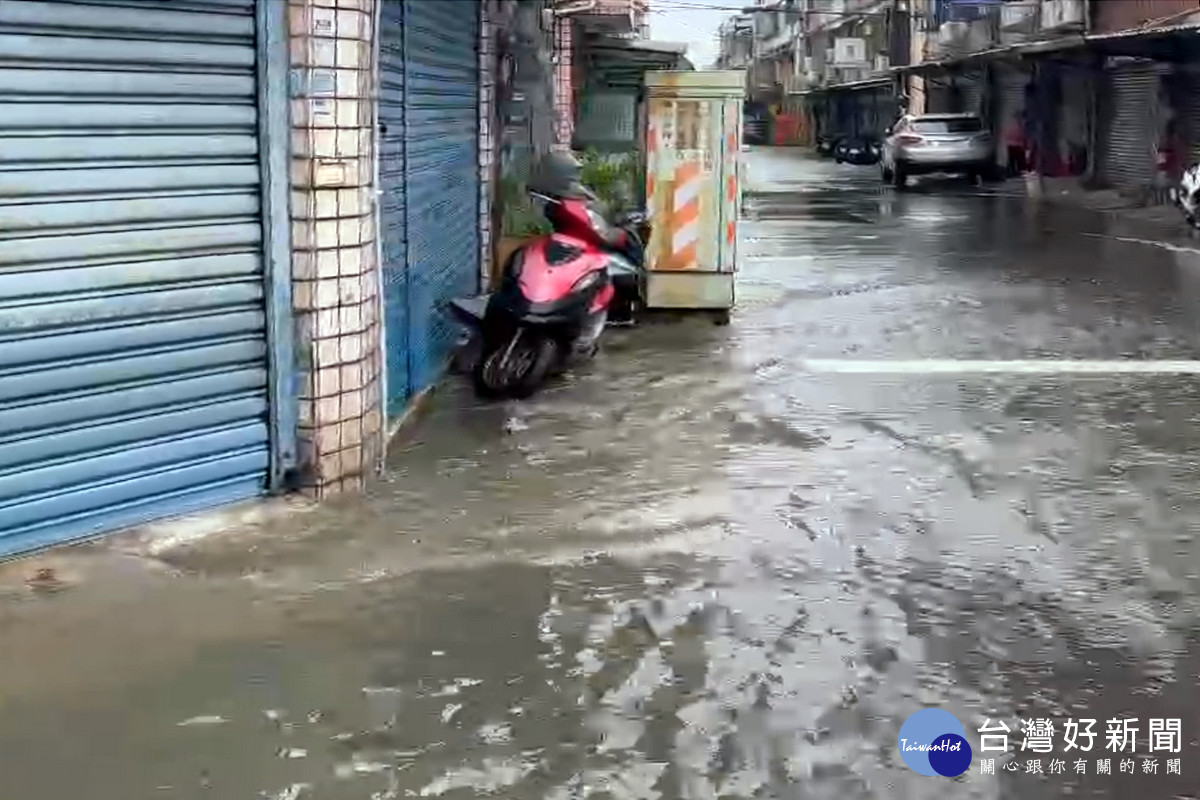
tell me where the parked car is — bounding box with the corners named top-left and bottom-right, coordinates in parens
top-left (880, 113), bottom-right (995, 189)
top-left (834, 136), bottom-right (881, 165)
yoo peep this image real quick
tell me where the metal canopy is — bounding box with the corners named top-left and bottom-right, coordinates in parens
top-left (792, 76), bottom-right (892, 97)
top-left (890, 20), bottom-right (1200, 76)
top-left (1086, 21), bottom-right (1200, 62)
top-left (580, 34), bottom-right (694, 89)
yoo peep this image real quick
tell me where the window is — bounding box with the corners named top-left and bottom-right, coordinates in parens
top-left (912, 118), bottom-right (984, 134)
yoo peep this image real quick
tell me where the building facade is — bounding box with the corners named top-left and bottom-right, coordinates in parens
top-left (717, 0), bottom-right (1200, 192)
top-left (0, 0), bottom-right (653, 559)
top-left (896, 0), bottom-right (1200, 192)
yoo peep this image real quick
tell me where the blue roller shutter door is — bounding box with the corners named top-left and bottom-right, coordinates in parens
top-left (403, 0), bottom-right (482, 397)
top-left (379, 0), bottom-right (411, 418)
top-left (0, 0), bottom-right (287, 556)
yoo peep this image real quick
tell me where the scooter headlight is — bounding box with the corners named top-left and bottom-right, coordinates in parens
top-left (572, 270), bottom-right (603, 294)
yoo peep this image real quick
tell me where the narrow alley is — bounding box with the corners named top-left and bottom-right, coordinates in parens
top-left (2, 148), bottom-right (1199, 799)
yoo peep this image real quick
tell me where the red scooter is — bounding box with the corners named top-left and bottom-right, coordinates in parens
top-left (450, 154), bottom-right (649, 399)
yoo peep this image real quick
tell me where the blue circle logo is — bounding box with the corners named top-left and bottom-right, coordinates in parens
top-left (898, 709), bottom-right (973, 777)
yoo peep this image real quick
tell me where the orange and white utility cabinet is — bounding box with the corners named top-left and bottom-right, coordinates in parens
top-left (643, 70), bottom-right (744, 317)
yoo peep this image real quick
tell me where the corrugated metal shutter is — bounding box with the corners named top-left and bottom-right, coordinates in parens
top-left (379, 0), bottom-right (480, 411)
top-left (994, 66), bottom-right (1027, 135)
top-left (924, 80), bottom-right (952, 114)
top-left (378, 0), bottom-right (480, 414)
top-left (1101, 64), bottom-right (1159, 191)
top-left (0, 0), bottom-right (282, 555)
top-left (379, 0), bottom-right (410, 418)
top-left (1182, 74), bottom-right (1200, 167)
top-left (956, 70), bottom-right (985, 116)
top-left (404, 0), bottom-right (480, 398)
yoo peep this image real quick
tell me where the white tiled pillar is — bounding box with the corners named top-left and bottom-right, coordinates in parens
top-left (287, 0), bottom-right (385, 498)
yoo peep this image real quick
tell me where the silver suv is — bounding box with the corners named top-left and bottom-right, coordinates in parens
top-left (881, 113), bottom-right (995, 189)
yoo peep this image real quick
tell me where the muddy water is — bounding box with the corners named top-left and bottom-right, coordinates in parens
top-left (2, 150), bottom-right (1200, 799)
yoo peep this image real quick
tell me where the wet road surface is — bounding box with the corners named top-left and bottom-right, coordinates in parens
top-left (4, 149), bottom-right (1200, 798)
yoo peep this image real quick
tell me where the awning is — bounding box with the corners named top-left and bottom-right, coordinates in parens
top-left (561, 0), bottom-right (640, 36)
top-left (889, 18), bottom-right (1200, 76)
top-left (580, 35), bottom-right (694, 89)
top-left (1085, 20), bottom-right (1200, 61)
top-left (887, 37), bottom-right (1083, 76)
top-left (791, 76), bottom-right (892, 97)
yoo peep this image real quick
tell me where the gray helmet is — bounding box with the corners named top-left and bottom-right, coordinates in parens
top-left (528, 150), bottom-right (590, 200)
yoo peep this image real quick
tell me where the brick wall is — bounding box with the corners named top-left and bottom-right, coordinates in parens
top-left (553, 15), bottom-right (574, 148)
top-left (287, 0), bottom-right (385, 498)
top-left (1091, 0), bottom-right (1198, 33)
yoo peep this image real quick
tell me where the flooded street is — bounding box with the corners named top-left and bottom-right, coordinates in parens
top-left (4, 148), bottom-right (1200, 798)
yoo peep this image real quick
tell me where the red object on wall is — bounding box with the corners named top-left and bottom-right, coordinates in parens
top-left (774, 114), bottom-right (801, 146)
top-left (1091, 0), bottom-right (1197, 34)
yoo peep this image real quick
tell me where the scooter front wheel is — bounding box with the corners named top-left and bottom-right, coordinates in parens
top-left (509, 335), bottom-right (558, 399)
top-left (473, 331), bottom-right (558, 399)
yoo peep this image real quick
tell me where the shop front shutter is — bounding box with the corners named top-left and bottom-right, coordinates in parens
top-left (955, 70), bottom-right (985, 116)
top-left (379, 0), bottom-right (410, 417)
top-left (924, 79), bottom-right (952, 114)
top-left (378, 0), bottom-right (481, 414)
top-left (0, 0), bottom-right (287, 556)
top-left (1100, 64), bottom-right (1159, 192)
top-left (1181, 72), bottom-right (1200, 167)
top-left (994, 65), bottom-right (1028, 134)
top-left (402, 0), bottom-right (482, 398)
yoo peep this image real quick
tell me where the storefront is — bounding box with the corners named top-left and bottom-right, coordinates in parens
top-left (379, 0), bottom-right (483, 417)
top-left (992, 61), bottom-right (1031, 170)
top-left (1055, 60), bottom-right (1093, 176)
top-left (1097, 59), bottom-right (1161, 192)
top-left (817, 79), bottom-right (895, 139)
top-left (953, 68), bottom-right (987, 116)
top-left (0, 0), bottom-right (294, 555)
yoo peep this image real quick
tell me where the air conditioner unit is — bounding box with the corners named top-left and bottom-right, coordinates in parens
top-left (1041, 0), bottom-right (1085, 31)
top-left (833, 37), bottom-right (867, 66)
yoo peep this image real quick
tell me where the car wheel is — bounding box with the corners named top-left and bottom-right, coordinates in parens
top-left (892, 163), bottom-right (908, 190)
top-left (881, 163), bottom-right (893, 182)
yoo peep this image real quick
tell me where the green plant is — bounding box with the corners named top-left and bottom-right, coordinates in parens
top-left (497, 174), bottom-right (553, 238)
top-left (576, 149), bottom-right (638, 217)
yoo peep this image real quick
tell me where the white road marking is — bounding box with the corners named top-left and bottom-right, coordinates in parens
top-left (1081, 232), bottom-right (1200, 254)
top-left (796, 360), bottom-right (1200, 375)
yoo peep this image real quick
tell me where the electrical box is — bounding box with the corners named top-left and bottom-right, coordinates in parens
top-left (643, 71), bottom-right (744, 313)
